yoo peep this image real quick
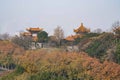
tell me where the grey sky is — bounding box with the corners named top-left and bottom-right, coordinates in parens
top-left (0, 0), bottom-right (120, 36)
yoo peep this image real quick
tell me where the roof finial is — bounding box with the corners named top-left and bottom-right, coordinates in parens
top-left (81, 23), bottom-right (83, 26)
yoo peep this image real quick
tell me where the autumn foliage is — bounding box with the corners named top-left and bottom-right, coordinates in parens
top-left (14, 49), bottom-right (120, 80)
top-left (0, 41), bottom-right (120, 80)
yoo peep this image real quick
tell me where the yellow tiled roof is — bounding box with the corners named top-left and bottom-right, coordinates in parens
top-left (26, 27), bottom-right (43, 32)
top-left (65, 34), bottom-right (84, 41)
top-left (21, 32), bottom-right (31, 36)
top-left (74, 23), bottom-right (90, 33)
top-left (65, 35), bottom-right (75, 41)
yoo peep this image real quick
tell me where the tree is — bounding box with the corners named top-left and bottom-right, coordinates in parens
top-left (12, 35), bottom-right (32, 50)
top-left (112, 21), bottom-right (120, 64)
top-left (37, 31), bottom-right (48, 43)
top-left (115, 43), bottom-right (120, 64)
top-left (93, 28), bottom-right (102, 33)
top-left (53, 26), bottom-right (64, 46)
top-left (112, 21), bottom-right (120, 37)
top-left (0, 33), bottom-right (10, 40)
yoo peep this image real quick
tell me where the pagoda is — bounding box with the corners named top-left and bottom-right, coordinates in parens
top-left (21, 27), bottom-right (43, 41)
top-left (74, 23), bottom-right (90, 34)
top-left (65, 23), bottom-right (90, 41)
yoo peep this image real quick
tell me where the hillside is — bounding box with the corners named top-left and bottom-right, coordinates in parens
top-left (0, 33), bottom-right (120, 80)
top-left (0, 40), bottom-right (25, 55)
top-left (73, 32), bottom-right (119, 64)
top-left (0, 42), bottom-right (120, 80)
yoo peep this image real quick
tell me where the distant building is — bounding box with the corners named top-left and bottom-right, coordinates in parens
top-left (65, 35), bottom-right (79, 41)
top-left (65, 23), bottom-right (90, 41)
top-left (74, 23), bottom-right (90, 34)
top-left (21, 27), bottom-right (43, 41)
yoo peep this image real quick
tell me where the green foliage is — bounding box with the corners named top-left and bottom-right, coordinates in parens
top-left (0, 65), bottom-right (25, 80)
top-left (37, 31), bottom-right (48, 43)
top-left (0, 72), bottom-right (15, 80)
top-left (115, 40), bottom-right (120, 64)
top-left (28, 71), bottom-right (93, 80)
top-left (85, 33), bottom-right (100, 37)
top-left (74, 33), bottom-right (100, 45)
top-left (74, 37), bottom-right (81, 45)
top-left (29, 72), bottom-right (68, 80)
top-left (15, 65), bottom-right (25, 75)
top-left (85, 33), bottom-right (115, 61)
top-left (86, 41), bottom-right (101, 57)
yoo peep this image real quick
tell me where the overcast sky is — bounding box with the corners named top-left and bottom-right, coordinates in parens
top-left (0, 0), bottom-right (120, 36)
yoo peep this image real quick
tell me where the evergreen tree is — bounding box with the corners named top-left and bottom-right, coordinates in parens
top-left (37, 31), bottom-right (48, 43)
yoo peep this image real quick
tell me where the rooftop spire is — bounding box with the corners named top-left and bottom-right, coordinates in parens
top-left (81, 23), bottom-right (83, 26)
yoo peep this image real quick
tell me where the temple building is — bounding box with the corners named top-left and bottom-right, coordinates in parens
top-left (65, 35), bottom-right (78, 41)
top-left (21, 27), bottom-right (43, 41)
top-left (65, 23), bottom-right (90, 41)
top-left (74, 23), bottom-right (90, 34)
